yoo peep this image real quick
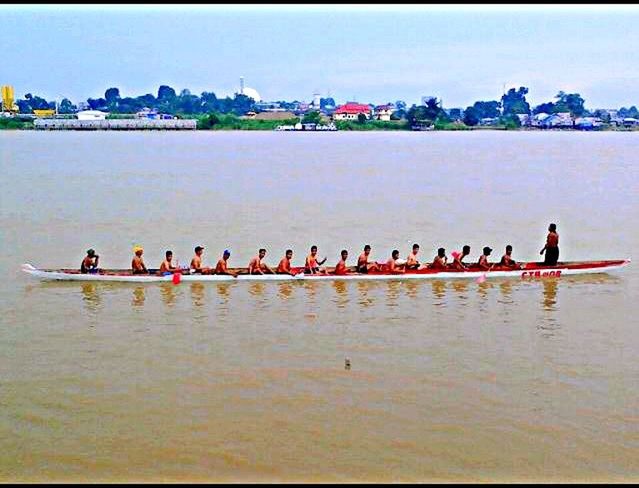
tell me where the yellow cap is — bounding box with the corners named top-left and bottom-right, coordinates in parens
top-left (133, 245), bottom-right (144, 253)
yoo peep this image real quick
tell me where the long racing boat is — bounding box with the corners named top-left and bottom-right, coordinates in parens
top-left (21, 259), bottom-right (631, 283)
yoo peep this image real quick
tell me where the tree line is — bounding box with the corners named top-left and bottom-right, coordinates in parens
top-left (12, 85), bottom-right (639, 127)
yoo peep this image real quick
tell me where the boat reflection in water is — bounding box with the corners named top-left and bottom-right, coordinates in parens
top-left (81, 282), bottom-right (101, 313)
top-left (190, 282), bottom-right (206, 307)
top-left (160, 283), bottom-right (178, 308)
top-left (29, 273), bottom-right (625, 316)
top-left (542, 279), bottom-right (559, 312)
top-left (332, 280), bottom-right (349, 309)
top-left (131, 286), bottom-right (145, 307)
top-left (277, 282), bottom-right (294, 300)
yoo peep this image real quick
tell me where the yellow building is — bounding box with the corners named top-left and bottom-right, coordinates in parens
top-left (1, 85), bottom-right (19, 113)
top-left (33, 109), bottom-right (56, 117)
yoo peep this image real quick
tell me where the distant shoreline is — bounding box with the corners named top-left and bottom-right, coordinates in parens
top-left (1, 126), bottom-right (637, 132)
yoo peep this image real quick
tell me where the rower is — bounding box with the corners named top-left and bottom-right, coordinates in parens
top-left (430, 247), bottom-right (448, 269)
top-left (276, 249), bottom-right (295, 275)
top-left (540, 223), bottom-right (560, 266)
top-left (333, 249), bottom-right (349, 275)
top-left (356, 245), bottom-right (380, 273)
top-left (131, 246), bottom-right (148, 274)
top-left (80, 248), bottom-right (99, 274)
top-left (477, 246), bottom-right (493, 271)
top-left (191, 246), bottom-right (213, 274)
top-left (215, 250), bottom-right (238, 278)
top-left (386, 249), bottom-right (405, 274)
top-left (248, 248), bottom-right (274, 275)
top-left (159, 250), bottom-right (179, 275)
top-left (405, 243), bottom-right (421, 270)
top-left (500, 245), bottom-right (518, 268)
top-left (451, 245), bottom-right (470, 271)
top-left (305, 245), bottom-right (327, 274)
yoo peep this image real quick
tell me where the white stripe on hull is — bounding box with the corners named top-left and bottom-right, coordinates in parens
top-left (21, 261), bottom-right (631, 283)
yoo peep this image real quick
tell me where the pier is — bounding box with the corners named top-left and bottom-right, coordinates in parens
top-left (33, 118), bottom-right (197, 130)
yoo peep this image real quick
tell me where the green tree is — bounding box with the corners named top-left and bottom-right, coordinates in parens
top-left (87, 97), bottom-right (107, 111)
top-left (302, 110), bottom-right (322, 124)
top-left (58, 98), bottom-right (77, 114)
top-left (553, 91), bottom-right (586, 116)
top-left (105, 87), bottom-right (120, 104)
top-left (157, 85), bottom-right (176, 101)
top-left (136, 93), bottom-right (156, 108)
top-left (619, 106), bottom-right (639, 118)
top-left (593, 109), bottom-right (611, 123)
top-left (320, 97), bottom-right (335, 109)
top-left (501, 114), bottom-right (522, 129)
top-left (198, 113), bottom-right (220, 129)
top-left (471, 100), bottom-right (501, 119)
top-left (231, 94), bottom-right (255, 116)
top-left (533, 102), bottom-right (555, 115)
top-left (501, 87), bottom-right (530, 116)
top-left (406, 98), bottom-right (444, 126)
top-left (17, 93), bottom-right (54, 113)
top-left (463, 106), bottom-right (480, 126)
top-left (448, 108), bottom-right (463, 120)
top-left (200, 91), bottom-right (218, 113)
top-left (357, 113), bottom-right (367, 124)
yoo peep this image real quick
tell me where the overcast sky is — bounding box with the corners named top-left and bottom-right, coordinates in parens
top-left (2, 4), bottom-right (638, 109)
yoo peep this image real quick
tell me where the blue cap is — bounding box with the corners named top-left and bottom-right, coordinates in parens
top-left (223, 249), bottom-right (230, 255)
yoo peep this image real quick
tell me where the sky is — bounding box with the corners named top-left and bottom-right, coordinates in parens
top-left (2, 4), bottom-right (639, 109)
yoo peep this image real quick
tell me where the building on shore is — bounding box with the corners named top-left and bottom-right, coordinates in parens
top-left (77, 110), bottom-right (108, 120)
top-left (540, 112), bottom-right (573, 128)
top-left (332, 102), bottom-right (372, 121)
top-left (374, 104), bottom-right (394, 121)
top-left (574, 116), bottom-right (604, 130)
top-left (530, 113), bottom-right (551, 127)
top-left (136, 107), bottom-right (174, 120)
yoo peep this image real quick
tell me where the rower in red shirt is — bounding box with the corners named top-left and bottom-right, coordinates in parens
top-left (248, 248), bottom-right (274, 275)
top-left (276, 249), bottom-right (295, 275)
top-left (215, 250), bottom-right (238, 278)
top-left (356, 245), bottom-right (380, 273)
top-left (450, 245), bottom-right (470, 271)
top-left (333, 249), bottom-right (349, 275)
top-left (305, 245), bottom-right (327, 274)
top-left (477, 246), bottom-right (493, 271)
top-left (500, 245), bottom-right (518, 268)
top-left (430, 247), bottom-right (448, 269)
top-left (386, 250), bottom-right (405, 274)
top-left (540, 223), bottom-right (560, 265)
top-left (405, 243), bottom-right (421, 270)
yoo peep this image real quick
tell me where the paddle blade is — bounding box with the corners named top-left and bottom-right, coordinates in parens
top-left (172, 272), bottom-right (181, 285)
top-left (476, 273), bottom-right (487, 284)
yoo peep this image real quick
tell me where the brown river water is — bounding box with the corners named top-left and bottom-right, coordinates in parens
top-left (1, 131), bottom-right (638, 482)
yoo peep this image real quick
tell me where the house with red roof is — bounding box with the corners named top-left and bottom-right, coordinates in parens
top-left (332, 102), bottom-right (372, 121)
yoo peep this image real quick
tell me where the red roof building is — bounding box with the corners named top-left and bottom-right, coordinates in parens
top-left (333, 102), bottom-right (372, 120)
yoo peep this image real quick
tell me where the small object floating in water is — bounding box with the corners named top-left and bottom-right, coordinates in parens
top-left (345, 357), bottom-right (351, 370)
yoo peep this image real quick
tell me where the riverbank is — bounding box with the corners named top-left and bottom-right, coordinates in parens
top-left (2, 115), bottom-right (638, 131)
